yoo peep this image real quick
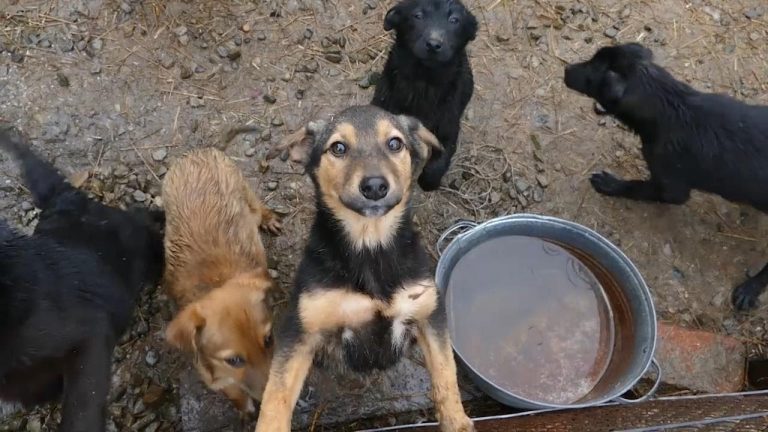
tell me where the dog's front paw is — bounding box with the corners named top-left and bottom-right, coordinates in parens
top-left (590, 171), bottom-right (626, 196)
top-left (732, 278), bottom-right (764, 311)
top-left (440, 414), bottom-right (475, 432)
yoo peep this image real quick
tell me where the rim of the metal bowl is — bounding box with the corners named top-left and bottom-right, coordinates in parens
top-left (436, 213), bottom-right (658, 410)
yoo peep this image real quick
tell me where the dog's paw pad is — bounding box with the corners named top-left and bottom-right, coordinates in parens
top-left (590, 171), bottom-right (625, 195)
top-left (732, 281), bottom-right (762, 311)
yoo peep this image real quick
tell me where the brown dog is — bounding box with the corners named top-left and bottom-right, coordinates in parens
top-left (162, 148), bottom-right (280, 413)
top-left (254, 105), bottom-right (474, 432)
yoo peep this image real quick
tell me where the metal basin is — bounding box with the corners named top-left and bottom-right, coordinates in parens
top-left (435, 213), bottom-right (659, 410)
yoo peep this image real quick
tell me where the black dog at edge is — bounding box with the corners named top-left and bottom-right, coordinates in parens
top-left (0, 129), bottom-right (164, 431)
top-left (373, 0), bottom-right (477, 191)
top-left (564, 43), bottom-right (768, 311)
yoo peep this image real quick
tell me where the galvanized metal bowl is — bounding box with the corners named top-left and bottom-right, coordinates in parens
top-left (435, 213), bottom-right (659, 410)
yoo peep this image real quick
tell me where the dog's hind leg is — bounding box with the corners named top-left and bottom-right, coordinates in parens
top-left (732, 262), bottom-right (768, 311)
top-left (590, 171), bottom-right (690, 204)
top-left (418, 133), bottom-right (458, 192)
top-left (416, 322), bottom-right (474, 432)
top-left (58, 333), bottom-right (112, 432)
top-left (254, 334), bottom-right (320, 432)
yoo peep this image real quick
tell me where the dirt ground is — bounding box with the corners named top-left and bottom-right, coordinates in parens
top-left (1, 0), bottom-right (767, 430)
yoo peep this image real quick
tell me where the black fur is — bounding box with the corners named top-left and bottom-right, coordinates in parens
top-left (0, 129), bottom-right (164, 431)
top-left (372, 0), bottom-right (477, 191)
top-left (564, 43), bottom-right (768, 311)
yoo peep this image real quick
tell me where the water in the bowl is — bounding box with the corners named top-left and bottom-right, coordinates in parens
top-left (447, 235), bottom-right (614, 405)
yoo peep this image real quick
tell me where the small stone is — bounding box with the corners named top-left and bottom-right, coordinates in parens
top-left (179, 65), bottom-right (192, 79)
top-left (58, 37), bottom-right (75, 52)
top-left (535, 174), bottom-right (549, 188)
top-left (357, 71), bottom-right (381, 89)
top-left (662, 243), bottom-right (673, 257)
top-left (178, 34), bottom-right (190, 45)
top-left (297, 59), bottom-right (319, 73)
top-left (145, 350), bottom-right (159, 366)
top-left (526, 18), bottom-right (541, 29)
top-left (532, 187), bottom-right (543, 202)
top-left (120, 2), bottom-right (133, 13)
top-left (604, 26), bottom-right (619, 38)
top-left (133, 399), bottom-right (146, 415)
top-left (263, 94), bottom-right (277, 104)
top-left (242, 23), bottom-right (252, 32)
top-left (133, 190), bottom-right (147, 202)
top-left (530, 56), bottom-right (541, 68)
top-left (281, 71), bottom-right (292, 82)
top-left (514, 178), bottom-right (530, 194)
top-left (324, 52), bottom-right (343, 63)
top-left (502, 170), bottom-right (513, 183)
top-left (173, 26), bottom-right (188, 37)
top-left (619, 6), bottom-right (631, 19)
top-left (271, 117), bottom-right (283, 127)
top-left (750, 32), bottom-right (760, 41)
top-left (142, 385), bottom-right (165, 407)
top-left (490, 191), bottom-right (501, 204)
top-left (216, 46), bottom-right (229, 58)
top-left (266, 181), bottom-right (278, 191)
top-left (227, 48), bottom-right (241, 61)
top-left (144, 422), bottom-right (160, 432)
top-left (158, 52), bottom-right (175, 69)
top-left (303, 28), bottom-right (314, 39)
top-left (257, 31), bottom-right (267, 41)
top-left (268, 269), bottom-right (279, 279)
top-left (194, 64), bottom-right (206, 74)
top-left (151, 148), bottom-right (167, 162)
top-left (745, 7), bottom-right (764, 20)
top-left (233, 35), bottom-right (242, 46)
top-left (56, 71), bottom-right (70, 87)
top-left (190, 96), bottom-right (205, 108)
top-left (131, 413), bottom-right (157, 431)
top-left (26, 418), bottom-right (42, 432)
top-left (90, 63), bottom-right (102, 74)
top-left (260, 129), bottom-right (272, 141)
top-left (259, 160), bottom-right (269, 173)
top-left (495, 33), bottom-right (511, 42)
top-left (245, 147), bottom-right (257, 157)
top-left (711, 291), bottom-right (727, 308)
top-left (76, 40), bottom-right (87, 51)
top-left (11, 52), bottom-right (25, 63)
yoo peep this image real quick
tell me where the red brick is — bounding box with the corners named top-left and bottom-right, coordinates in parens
top-left (656, 322), bottom-right (746, 393)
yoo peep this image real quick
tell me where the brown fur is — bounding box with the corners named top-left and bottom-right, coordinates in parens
top-left (162, 148), bottom-right (280, 413)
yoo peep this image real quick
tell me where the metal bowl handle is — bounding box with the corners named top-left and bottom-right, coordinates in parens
top-left (612, 358), bottom-right (662, 404)
top-left (436, 219), bottom-right (478, 257)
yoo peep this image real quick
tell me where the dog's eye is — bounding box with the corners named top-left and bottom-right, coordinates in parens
top-left (449, 16), bottom-right (460, 24)
top-left (225, 355), bottom-right (246, 368)
top-left (387, 137), bottom-right (404, 152)
top-left (264, 333), bottom-right (273, 348)
top-left (412, 11), bottom-right (423, 19)
top-left (329, 141), bottom-right (347, 156)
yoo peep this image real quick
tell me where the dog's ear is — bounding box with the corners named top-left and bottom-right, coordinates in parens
top-left (266, 120), bottom-right (327, 166)
top-left (598, 70), bottom-right (628, 107)
top-left (398, 115), bottom-right (443, 164)
top-left (463, 11), bottom-right (479, 41)
top-left (384, 5), bottom-right (402, 31)
top-left (166, 304), bottom-right (205, 353)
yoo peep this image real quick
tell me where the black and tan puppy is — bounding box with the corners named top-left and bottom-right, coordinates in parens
top-left (254, 105), bottom-right (473, 432)
top-left (372, 0), bottom-right (477, 191)
top-left (0, 129), bottom-right (164, 431)
top-left (564, 43), bottom-right (768, 311)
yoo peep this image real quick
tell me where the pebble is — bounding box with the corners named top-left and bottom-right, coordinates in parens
top-left (324, 52), bottom-right (343, 63)
top-left (266, 181), bottom-right (278, 191)
top-left (179, 65), bottom-right (192, 79)
top-left (11, 52), bottom-right (25, 63)
top-left (711, 291), bottom-right (726, 308)
top-left (120, 2), bottom-right (133, 13)
top-left (297, 59), bottom-right (319, 73)
top-left (58, 37), bottom-right (75, 52)
top-left (76, 40), bottom-right (87, 51)
top-left (178, 34), bottom-right (190, 45)
top-left (151, 148), bottom-right (167, 162)
top-left (495, 33), bottom-right (511, 42)
top-left (133, 399), bottom-right (147, 415)
top-left (514, 178), bottom-right (531, 194)
top-left (271, 117), bottom-right (284, 127)
top-left (131, 413), bottom-right (156, 431)
top-left (535, 174), bottom-right (549, 188)
top-left (260, 129), bottom-right (272, 141)
top-left (604, 26), bottom-right (619, 38)
top-left (91, 38), bottom-right (103, 51)
top-left (268, 269), bottom-right (279, 279)
top-left (190, 96), bottom-right (205, 108)
top-left (619, 6), bottom-right (631, 19)
top-left (21, 201), bottom-right (34, 211)
top-left (745, 7), bottom-right (764, 20)
top-left (357, 71), bottom-right (381, 89)
top-left (750, 32), bottom-right (760, 41)
top-left (263, 94), bottom-right (277, 104)
top-left (502, 170), bottom-right (513, 183)
top-left (56, 71), bottom-right (70, 87)
top-left (90, 63), bottom-right (102, 74)
top-left (662, 243), bottom-right (673, 257)
top-left (233, 35), bottom-right (242, 46)
top-left (145, 350), bottom-right (159, 366)
top-left (133, 190), bottom-right (147, 202)
top-left (242, 23), bottom-right (252, 32)
top-left (490, 191), bottom-right (501, 204)
top-left (158, 52), bottom-right (175, 69)
top-left (303, 28), bottom-right (314, 40)
top-left (256, 31), bottom-right (267, 41)
top-left (26, 418), bottom-right (42, 432)
top-left (532, 187), bottom-right (543, 202)
top-left (245, 147), bottom-right (257, 157)
top-left (281, 71), bottom-right (292, 82)
top-left (173, 26), bottom-right (188, 37)
top-left (143, 423), bottom-right (160, 432)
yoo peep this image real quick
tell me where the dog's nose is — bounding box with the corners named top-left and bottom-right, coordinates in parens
top-left (360, 176), bottom-right (389, 201)
top-left (426, 38), bottom-right (442, 52)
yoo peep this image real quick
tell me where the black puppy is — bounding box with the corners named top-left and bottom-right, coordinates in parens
top-left (564, 43), bottom-right (768, 311)
top-left (372, 0), bottom-right (477, 191)
top-left (0, 129), bottom-right (164, 431)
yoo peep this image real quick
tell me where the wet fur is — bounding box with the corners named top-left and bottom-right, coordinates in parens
top-left (255, 106), bottom-right (472, 432)
top-left (564, 43), bottom-right (768, 311)
top-left (372, 0), bottom-right (477, 191)
top-left (162, 148), bottom-right (279, 412)
top-left (0, 129), bottom-right (164, 432)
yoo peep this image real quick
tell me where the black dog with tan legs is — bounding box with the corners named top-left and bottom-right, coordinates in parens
top-left (256, 105), bottom-right (474, 432)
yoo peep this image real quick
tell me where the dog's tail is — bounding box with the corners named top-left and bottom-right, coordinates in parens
top-left (0, 128), bottom-right (75, 210)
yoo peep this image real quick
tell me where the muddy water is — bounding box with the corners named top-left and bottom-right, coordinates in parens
top-left (447, 235), bottom-right (614, 405)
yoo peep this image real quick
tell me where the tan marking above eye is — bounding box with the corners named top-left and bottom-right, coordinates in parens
top-left (323, 123), bottom-right (357, 152)
top-left (375, 118), bottom-right (406, 149)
